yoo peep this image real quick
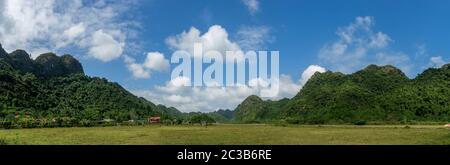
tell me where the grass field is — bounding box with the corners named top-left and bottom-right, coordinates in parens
top-left (0, 124), bottom-right (449, 145)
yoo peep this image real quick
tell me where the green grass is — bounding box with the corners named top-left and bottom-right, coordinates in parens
top-left (0, 124), bottom-right (449, 145)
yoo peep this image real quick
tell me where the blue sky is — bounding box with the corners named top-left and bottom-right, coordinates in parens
top-left (1, 0), bottom-right (449, 112)
top-left (85, 0), bottom-right (450, 86)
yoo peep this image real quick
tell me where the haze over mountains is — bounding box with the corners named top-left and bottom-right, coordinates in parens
top-left (1, 43), bottom-right (449, 124)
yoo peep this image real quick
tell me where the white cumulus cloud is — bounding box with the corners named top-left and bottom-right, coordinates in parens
top-left (58, 23), bottom-right (86, 48)
top-left (88, 30), bottom-right (124, 62)
top-left (318, 16), bottom-right (412, 75)
top-left (0, 0), bottom-right (135, 61)
top-left (124, 55), bottom-right (151, 79)
top-left (124, 51), bottom-right (170, 79)
top-left (132, 79), bottom-right (258, 112)
top-left (132, 64), bottom-right (325, 112)
top-left (166, 25), bottom-right (241, 58)
top-left (300, 65), bottom-right (327, 85)
top-left (165, 24), bottom-right (272, 65)
top-left (144, 52), bottom-right (170, 72)
top-left (428, 56), bottom-right (448, 68)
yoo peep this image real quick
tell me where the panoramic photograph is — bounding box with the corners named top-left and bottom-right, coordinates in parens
top-left (0, 0), bottom-right (449, 162)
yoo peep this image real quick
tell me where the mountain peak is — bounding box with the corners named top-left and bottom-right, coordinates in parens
top-left (10, 49), bottom-right (31, 60)
top-left (0, 43), bottom-right (8, 58)
top-left (7, 49), bottom-right (35, 73)
top-left (362, 64), bottom-right (404, 75)
top-left (442, 63), bottom-right (450, 70)
top-left (35, 52), bottom-right (84, 77)
top-left (243, 95), bottom-right (263, 102)
top-left (35, 52), bottom-right (58, 60)
top-left (61, 54), bottom-right (84, 74)
top-left (355, 64), bottom-right (408, 81)
top-left (1, 43), bottom-right (84, 77)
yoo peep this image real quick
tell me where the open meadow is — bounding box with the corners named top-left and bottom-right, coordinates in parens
top-left (0, 124), bottom-right (449, 145)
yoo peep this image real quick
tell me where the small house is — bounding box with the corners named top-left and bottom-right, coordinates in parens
top-left (148, 116), bottom-right (161, 124)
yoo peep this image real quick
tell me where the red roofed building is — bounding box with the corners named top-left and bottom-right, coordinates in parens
top-left (148, 116), bottom-right (161, 124)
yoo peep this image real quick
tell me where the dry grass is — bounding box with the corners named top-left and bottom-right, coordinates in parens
top-left (0, 124), bottom-right (449, 145)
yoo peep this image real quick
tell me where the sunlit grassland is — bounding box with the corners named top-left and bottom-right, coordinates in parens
top-left (0, 124), bottom-right (449, 145)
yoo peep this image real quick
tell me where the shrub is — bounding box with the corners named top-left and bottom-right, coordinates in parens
top-left (285, 118), bottom-right (300, 124)
top-left (54, 117), bottom-right (77, 127)
top-left (274, 122), bottom-right (288, 127)
top-left (37, 119), bottom-right (53, 128)
top-left (162, 119), bottom-right (173, 125)
top-left (0, 121), bottom-right (13, 129)
top-left (16, 117), bottom-right (37, 128)
top-left (122, 120), bottom-right (137, 126)
top-left (308, 118), bottom-right (325, 125)
top-left (0, 138), bottom-right (7, 145)
top-left (79, 119), bottom-right (93, 127)
top-left (353, 120), bottom-right (367, 125)
top-left (102, 121), bottom-right (116, 127)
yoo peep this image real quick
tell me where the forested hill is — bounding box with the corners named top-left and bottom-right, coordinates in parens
top-left (234, 64), bottom-right (450, 124)
top-left (0, 43), bottom-right (181, 122)
top-left (1, 42), bottom-right (449, 125)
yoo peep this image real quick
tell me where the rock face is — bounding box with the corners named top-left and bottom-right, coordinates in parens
top-left (61, 54), bottom-right (84, 75)
top-left (35, 53), bottom-right (84, 77)
top-left (8, 50), bottom-right (35, 74)
top-left (0, 44), bottom-right (84, 77)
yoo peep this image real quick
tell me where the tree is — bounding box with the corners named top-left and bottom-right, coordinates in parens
top-left (189, 114), bottom-right (215, 126)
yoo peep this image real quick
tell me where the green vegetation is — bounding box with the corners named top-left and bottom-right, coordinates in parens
top-left (188, 113), bottom-right (216, 126)
top-left (0, 44), bottom-right (184, 128)
top-left (234, 96), bottom-right (288, 123)
top-left (205, 109), bottom-right (234, 123)
top-left (0, 124), bottom-right (448, 145)
top-left (1, 43), bottom-right (449, 128)
top-left (234, 64), bottom-right (450, 124)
